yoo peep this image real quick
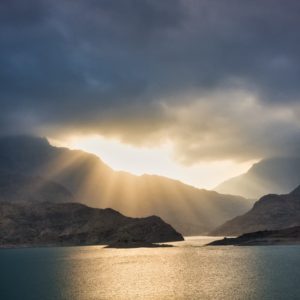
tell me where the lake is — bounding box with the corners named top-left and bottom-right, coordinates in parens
top-left (1, 236), bottom-right (300, 299)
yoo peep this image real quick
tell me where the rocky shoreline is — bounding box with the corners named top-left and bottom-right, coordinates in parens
top-left (207, 226), bottom-right (300, 246)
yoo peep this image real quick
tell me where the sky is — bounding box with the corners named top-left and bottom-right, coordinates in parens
top-left (1, 0), bottom-right (300, 188)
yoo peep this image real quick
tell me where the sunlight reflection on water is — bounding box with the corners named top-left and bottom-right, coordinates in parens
top-left (1, 237), bottom-right (300, 300)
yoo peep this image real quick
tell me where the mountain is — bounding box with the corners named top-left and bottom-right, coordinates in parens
top-left (215, 157), bottom-right (300, 199)
top-left (0, 135), bottom-right (253, 235)
top-left (0, 174), bottom-right (73, 203)
top-left (211, 185), bottom-right (300, 236)
top-left (0, 202), bottom-right (183, 247)
top-left (208, 226), bottom-right (300, 246)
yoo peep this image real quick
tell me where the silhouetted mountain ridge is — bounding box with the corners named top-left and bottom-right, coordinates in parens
top-left (0, 135), bottom-right (254, 235)
top-left (0, 201), bottom-right (183, 247)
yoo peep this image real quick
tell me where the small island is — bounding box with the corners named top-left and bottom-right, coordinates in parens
top-left (105, 241), bottom-right (173, 248)
top-left (207, 226), bottom-right (300, 246)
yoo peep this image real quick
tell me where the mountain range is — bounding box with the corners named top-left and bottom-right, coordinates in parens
top-left (0, 135), bottom-right (253, 235)
top-left (216, 157), bottom-right (300, 199)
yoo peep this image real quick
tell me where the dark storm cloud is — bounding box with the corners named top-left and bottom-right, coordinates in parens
top-left (1, 0), bottom-right (300, 162)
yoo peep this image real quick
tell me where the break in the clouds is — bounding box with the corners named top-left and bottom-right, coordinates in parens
top-left (1, 0), bottom-right (300, 163)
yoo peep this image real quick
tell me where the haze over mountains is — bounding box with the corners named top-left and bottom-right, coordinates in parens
top-left (0, 174), bottom-right (73, 203)
top-left (0, 135), bottom-right (253, 235)
top-left (212, 185), bottom-right (300, 236)
top-left (216, 157), bottom-right (300, 199)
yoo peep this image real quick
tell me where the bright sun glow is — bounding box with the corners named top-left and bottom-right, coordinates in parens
top-left (50, 135), bottom-right (256, 189)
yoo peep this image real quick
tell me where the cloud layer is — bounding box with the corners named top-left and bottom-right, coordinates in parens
top-left (1, 0), bottom-right (300, 163)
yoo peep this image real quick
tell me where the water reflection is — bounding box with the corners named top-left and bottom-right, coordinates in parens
top-left (1, 239), bottom-right (300, 299)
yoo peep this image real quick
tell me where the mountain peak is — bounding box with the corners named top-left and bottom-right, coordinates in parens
top-left (215, 156), bottom-right (300, 199)
top-left (290, 185), bottom-right (300, 196)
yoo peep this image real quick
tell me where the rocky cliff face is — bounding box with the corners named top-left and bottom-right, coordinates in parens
top-left (211, 185), bottom-right (300, 236)
top-left (0, 135), bottom-right (253, 235)
top-left (0, 202), bottom-right (183, 247)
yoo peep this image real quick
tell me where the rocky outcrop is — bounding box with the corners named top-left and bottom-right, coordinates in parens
top-left (208, 226), bottom-right (300, 246)
top-left (0, 202), bottom-right (183, 247)
top-left (211, 185), bottom-right (300, 236)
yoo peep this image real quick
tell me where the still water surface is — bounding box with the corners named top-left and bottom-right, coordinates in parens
top-left (1, 236), bottom-right (300, 300)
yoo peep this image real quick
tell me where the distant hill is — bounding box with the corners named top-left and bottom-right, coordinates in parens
top-left (215, 157), bottom-right (300, 199)
top-left (0, 135), bottom-right (253, 235)
top-left (211, 185), bottom-right (300, 236)
top-left (0, 202), bottom-right (183, 247)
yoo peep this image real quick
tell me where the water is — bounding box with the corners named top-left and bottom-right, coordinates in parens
top-left (1, 236), bottom-right (300, 300)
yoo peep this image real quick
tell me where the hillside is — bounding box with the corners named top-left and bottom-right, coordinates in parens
top-left (0, 202), bottom-right (183, 247)
top-left (211, 185), bottom-right (300, 236)
top-left (0, 135), bottom-right (253, 235)
top-left (216, 157), bottom-right (300, 199)
top-left (0, 174), bottom-right (73, 203)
